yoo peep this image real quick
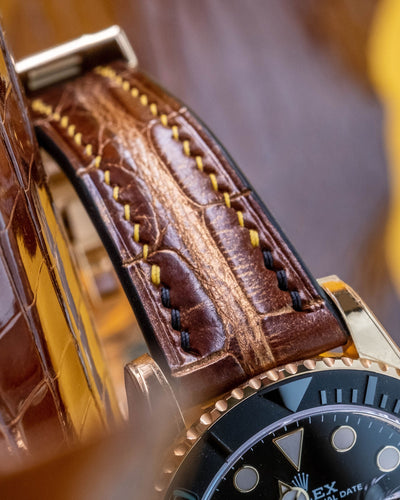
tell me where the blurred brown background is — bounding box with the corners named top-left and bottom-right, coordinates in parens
top-left (0, 0), bottom-right (398, 498)
top-left (2, 0), bottom-right (397, 337)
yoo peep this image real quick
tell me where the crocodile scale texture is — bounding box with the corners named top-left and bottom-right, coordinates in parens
top-left (0, 30), bottom-right (116, 463)
top-left (30, 61), bottom-right (348, 406)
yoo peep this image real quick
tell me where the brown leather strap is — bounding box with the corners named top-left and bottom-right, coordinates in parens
top-left (0, 30), bottom-right (117, 462)
top-left (30, 61), bottom-right (347, 406)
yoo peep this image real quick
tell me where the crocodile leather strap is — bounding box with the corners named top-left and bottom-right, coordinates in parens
top-left (0, 30), bottom-right (116, 461)
top-left (29, 61), bottom-right (347, 405)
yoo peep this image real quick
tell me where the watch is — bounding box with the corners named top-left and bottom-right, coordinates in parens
top-left (17, 27), bottom-right (400, 499)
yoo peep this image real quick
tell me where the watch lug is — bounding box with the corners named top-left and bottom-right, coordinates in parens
top-left (319, 275), bottom-right (400, 369)
top-left (124, 354), bottom-right (185, 435)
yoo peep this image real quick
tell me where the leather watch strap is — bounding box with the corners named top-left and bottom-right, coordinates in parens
top-left (29, 61), bottom-right (347, 406)
top-left (0, 30), bottom-right (117, 460)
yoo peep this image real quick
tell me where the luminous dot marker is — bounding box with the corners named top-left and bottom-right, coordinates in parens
top-left (233, 466), bottom-right (259, 493)
top-left (331, 426), bottom-right (357, 452)
top-left (377, 446), bottom-right (400, 472)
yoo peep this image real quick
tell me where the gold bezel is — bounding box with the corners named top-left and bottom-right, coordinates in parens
top-left (156, 356), bottom-right (400, 495)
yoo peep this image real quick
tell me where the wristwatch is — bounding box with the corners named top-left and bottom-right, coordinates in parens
top-left (17, 27), bottom-right (400, 499)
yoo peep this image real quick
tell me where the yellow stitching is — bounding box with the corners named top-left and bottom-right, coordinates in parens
top-left (172, 125), bottom-right (179, 140)
top-left (35, 86), bottom-right (263, 296)
top-left (115, 75), bottom-right (123, 85)
top-left (195, 156), bottom-right (204, 171)
top-left (33, 93), bottom-right (156, 272)
top-left (74, 132), bottom-right (82, 145)
top-left (133, 223), bottom-right (140, 243)
top-left (223, 192), bottom-right (231, 208)
top-left (209, 173), bottom-right (218, 191)
top-left (183, 140), bottom-right (190, 157)
top-left (249, 229), bottom-right (260, 248)
top-left (160, 114), bottom-right (168, 127)
top-left (32, 99), bottom-right (41, 111)
top-left (151, 265), bottom-right (161, 286)
top-left (150, 103), bottom-right (158, 116)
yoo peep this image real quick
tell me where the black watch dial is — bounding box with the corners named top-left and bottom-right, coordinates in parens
top-left (166, 365), bottom-right (400, 500)
top-left (209, 407), bottom-right (400, 499)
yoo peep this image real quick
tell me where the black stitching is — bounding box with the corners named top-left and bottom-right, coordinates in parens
top-left (161, 286), bottom-right (171, 308)
top-left (158, 287), bottom-right (194, 353)
top-left (276, 269), bottom-right (288, 291)
top-left (262, 250), bottom-right (274, 270)
top-left (262, 248), bottom-right (303, 311)
top-left (181, 331), bottom-right (190, 351)
top-left (290, 291), bottom-right (302, 311)
top-left (171, 309), bottom-right (181, 330)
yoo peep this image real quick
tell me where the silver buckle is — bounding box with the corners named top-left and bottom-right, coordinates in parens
top-left (16, 26), bottom-right (138, 93)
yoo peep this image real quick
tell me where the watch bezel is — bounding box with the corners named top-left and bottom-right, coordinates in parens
top-left (156, 356), bottom-right (400, 497)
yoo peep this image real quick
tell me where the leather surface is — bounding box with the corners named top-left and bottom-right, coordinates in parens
top-left (31, 61), bottom-right (348, 406)
top-left (0, 30), bottom-right (116, 464)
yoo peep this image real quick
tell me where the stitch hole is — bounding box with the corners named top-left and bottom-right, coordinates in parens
top-left (195, 155), bottom-right (204, 171)
top-left (140, 94), bottom-right (149, 106)
top-left (171, 309), bottom-right (181, 331)
top-left (150, 103), bottom-right (158, 116)
top-left (180, 331), bottom-right (190, 352)
top-left (160, 114), bottom-right (168, 127)
top-left (161, 287), bottom-right (171, 308)
top-left (171, 125), bottom-right (179, 141)
top-left (180, 331), bottom-right (199, 355)
top-left (290, 290), bottom-right (302, 311)
top-left (151, 264), bottom-right (161, 286)
top-left (249, 229), bottom-right (260, 248)
top-left (276, 269), bottom-right (288, 291)
top-left (262, 249), bottom-right (274, 270)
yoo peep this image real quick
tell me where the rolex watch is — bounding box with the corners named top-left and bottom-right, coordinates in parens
top-left (17, 27), bottom-right (400, 499)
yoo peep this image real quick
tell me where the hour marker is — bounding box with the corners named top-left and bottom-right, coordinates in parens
top-left (351, 389), bottom-right (358, 403)
top-left (320, 390), bottom-right (327, 405)
top-left (336, 389), bottom-right (342, 403)
top-left (278, 480), bottom-right (309, 500)
top-left (273, 428), bottom-right (304, 471)
top-left (377, 446), bottom-right (400, 472)
top-left (331, 426), bottom-right (357, 452)
top-left (394, 399), bottom-right (400, 414)
top-left (233, 466), bottom-right (259, 493)
top-left (278, 480), bottom-right (292, 496)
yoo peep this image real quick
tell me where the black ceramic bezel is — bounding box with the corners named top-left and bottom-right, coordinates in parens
top-left (161, 359), bottom-right (400, 500)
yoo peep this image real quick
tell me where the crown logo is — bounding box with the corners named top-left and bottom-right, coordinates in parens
top-left (292, 472), bottom-right (309, 490)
